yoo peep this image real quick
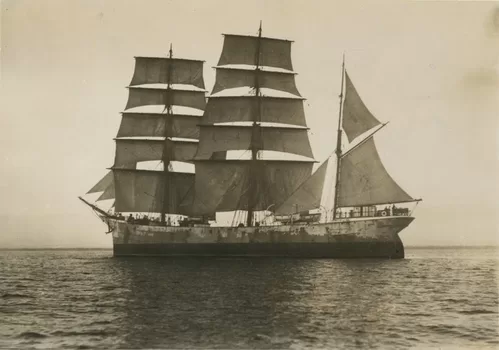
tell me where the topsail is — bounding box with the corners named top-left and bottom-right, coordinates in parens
top-left (87, 49), bottom-right (206, 217)
top-left (190, 26), bottom-right (320, 223)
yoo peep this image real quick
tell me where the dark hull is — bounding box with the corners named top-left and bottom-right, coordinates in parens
top-left (114, 240), bottom-right (404, 258)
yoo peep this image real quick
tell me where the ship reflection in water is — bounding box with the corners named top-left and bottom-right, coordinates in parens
top-left (1, 248), bottom-right (497, 349)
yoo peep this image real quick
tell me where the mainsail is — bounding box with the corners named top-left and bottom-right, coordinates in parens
top-left (333, 67), bottom-right (415, 214)
top-left (190, 25), bottom-right (320, 225)
top-left (87, 47), bottom-right (206, 220)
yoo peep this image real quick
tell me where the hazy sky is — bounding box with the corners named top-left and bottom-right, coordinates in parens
top-left (1, 0), bottom-right (498, 248)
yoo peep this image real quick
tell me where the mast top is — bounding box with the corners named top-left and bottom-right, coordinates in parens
top-left (258, 20), bottom-right (262, 37)
top-left (169, 43), bottom-right (173, 59)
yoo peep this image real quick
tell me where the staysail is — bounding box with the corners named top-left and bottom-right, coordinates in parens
top-left (189, 25), bottom-right (319, 225)
top-left (275, 159), bottom-right (329, 214)
top-left (87, 171), bottom-right (113, 194)
top-left (87, 48), bottom-right (206, 217)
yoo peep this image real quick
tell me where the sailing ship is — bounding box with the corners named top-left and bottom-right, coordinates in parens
top-left (80, 24), bottom-right (421, 258)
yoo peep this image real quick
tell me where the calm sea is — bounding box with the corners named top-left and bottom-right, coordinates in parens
top-left (0, 247), bottom-right (497, 349)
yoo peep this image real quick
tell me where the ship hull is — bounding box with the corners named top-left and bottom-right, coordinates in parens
top-left (108, 216), bottom-right (413, 259)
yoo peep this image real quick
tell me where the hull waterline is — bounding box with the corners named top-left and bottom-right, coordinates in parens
top-left (107, 216), bottom-right (414, 259)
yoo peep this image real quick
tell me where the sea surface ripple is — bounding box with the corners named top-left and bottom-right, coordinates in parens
top-left (0, 247), bottom-right (497, 349)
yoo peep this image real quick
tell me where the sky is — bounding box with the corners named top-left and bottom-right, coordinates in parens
top-left (1, 0), bottom-right (498, 248)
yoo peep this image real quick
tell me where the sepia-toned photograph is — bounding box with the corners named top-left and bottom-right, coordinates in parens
top-left (1, 0), bottom-right (498, 349)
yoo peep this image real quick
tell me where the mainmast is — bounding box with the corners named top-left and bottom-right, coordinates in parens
top-left (191, 26), bottom-right (316, 223)
top-left (332, 55), bottom-right (345, 220)
top-left (246, 21), bottom-right (263, 227)
top-left (161, 44), bottom-right (174, 224)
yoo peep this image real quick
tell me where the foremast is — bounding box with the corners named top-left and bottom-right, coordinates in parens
top-left (246, 21), bottom-right (263, 227)
top-left (161, 44), bottom-right (174, 224)
top-left (84, 47), bottom-right (207, 222)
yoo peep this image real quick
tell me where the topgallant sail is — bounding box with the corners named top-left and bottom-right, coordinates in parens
top-left (80, 25), bottom-right (421, 258)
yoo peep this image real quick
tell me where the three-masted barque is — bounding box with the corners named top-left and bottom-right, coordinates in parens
top-left (80, 24), bottom-right (421, 258)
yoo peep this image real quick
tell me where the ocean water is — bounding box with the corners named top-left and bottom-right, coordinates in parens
top-left (0, 248), bottom-right (497, 349)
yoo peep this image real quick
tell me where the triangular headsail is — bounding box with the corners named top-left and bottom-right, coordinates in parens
top-left (87, 171), bottom-right (113, 194)
top-left (97, 181), bottom-right (115, 201)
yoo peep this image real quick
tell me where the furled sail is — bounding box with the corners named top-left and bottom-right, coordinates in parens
top-left (114, 169), bottom-right (193, 214)
top-left (218, 34), bottom-right (293, 71)
top-left (342, 72), bottom-right (381, 142)
top-left (130, 57), bottom-right (205, 89)
top-left (212, 68), bottom-right (300, 96)
top-left (275, 158), bottom-right (329, 214)
top-left (336, 138), bottom-right (413, 207)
